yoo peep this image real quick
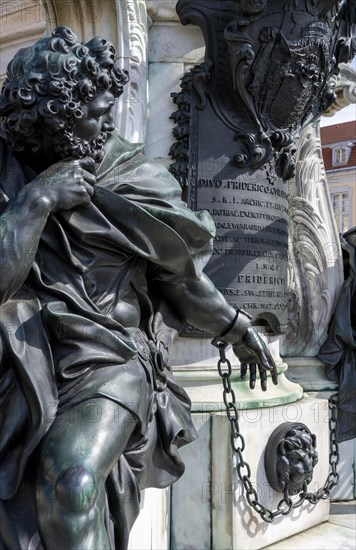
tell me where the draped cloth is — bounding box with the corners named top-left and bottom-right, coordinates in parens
top-left (318, 233), bottom-right (356, 443)
top-left (0, 131), bottom-right (216, 549)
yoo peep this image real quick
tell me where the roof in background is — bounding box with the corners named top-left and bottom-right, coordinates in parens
top-left (321, 121), bottom-right (356, 171)
top-left (320, 121), bottom-right (356, 145)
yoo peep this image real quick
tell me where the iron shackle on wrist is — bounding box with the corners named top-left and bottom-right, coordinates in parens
top-left (211, 308), bottom-right (253, 349)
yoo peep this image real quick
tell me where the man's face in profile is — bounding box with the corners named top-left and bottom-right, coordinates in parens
top-left (73, 90), bottom-right (116, 141)
top-left (53, 90), bottom-right (116, 164)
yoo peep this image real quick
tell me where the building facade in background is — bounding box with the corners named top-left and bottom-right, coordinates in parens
top-left (321, 121), bottom-right (356, 233)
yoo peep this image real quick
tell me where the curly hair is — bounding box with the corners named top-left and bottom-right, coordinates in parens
top-left (0, 26), bottom-right (129, 154)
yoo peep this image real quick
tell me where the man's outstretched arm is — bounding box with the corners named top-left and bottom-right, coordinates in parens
top-left (160, 272), bottom-right (244, 338)
top-left (159, 272), bottom-right (278, 391)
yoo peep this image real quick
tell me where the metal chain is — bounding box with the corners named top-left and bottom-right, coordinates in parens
top-left (215, 343), bottom-right (340, 523)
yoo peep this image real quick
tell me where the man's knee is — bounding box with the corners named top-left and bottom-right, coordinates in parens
top-left (54, 467), bottom-right (100, 514)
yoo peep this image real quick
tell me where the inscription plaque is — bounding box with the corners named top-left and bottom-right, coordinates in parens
top-left (183, 102), bottom-right (289, 333)
top-left (171, 0), bottom-right (352, 335)
top-left (194, 177), bottom-right (288, 322)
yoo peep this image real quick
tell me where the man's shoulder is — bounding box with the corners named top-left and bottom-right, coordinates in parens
top-left (0, 135), bottom-right (10, 158)
top-left (98, 130), bottom-right (145, 177)
top-left (0, 137), bottom-right (37, 200)
top-left (97, 129), bottom-right (182, 195)
top-left (0, 136), bottom-right (18, 169)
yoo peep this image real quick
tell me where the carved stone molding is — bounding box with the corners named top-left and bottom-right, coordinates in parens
top-left (323, 61), bottom-right (356, 117)
top-left (42, 0), bottom-right (117, 40)
top-left (169, 60), bottom-right (212, 189)
top-left (282, 122), bottom-right (344, 357)
top-left (146, 0), bottom-right (180, 22)
top-left (0, 0), bottom-right (46, 85)
top-left (115, 0), bottom-right (148, 142)
top-left (283, 58), bottom-right (356, 357)
top-left (41, 0), bottom-right (148, 141)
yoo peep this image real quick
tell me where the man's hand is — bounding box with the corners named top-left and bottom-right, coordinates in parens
top-left (233, 326), bottom-right (278, 391)
top-left (31, 157), bottom-right (96, 212)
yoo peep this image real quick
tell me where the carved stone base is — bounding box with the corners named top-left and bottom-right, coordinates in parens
top-left (128, 488), bottom-right (170, 550)
top-left (284, 357), bottom-right (338, 392)
top-left (308, 391), bottom-right (356, 502)
top-left (171, 397), bottom-right (330, 550)
top-left (171, 331), bottom-right (303, 409)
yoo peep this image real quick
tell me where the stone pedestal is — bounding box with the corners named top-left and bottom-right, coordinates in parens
top-left (308, 391), bottom-right (356, 503)
top-left (171, 333), bottom-right (303, 410)
top-left (129, 488), bottom-right (170, 550)
top-left (171, 398), bottom-right (330, 550)
top-left (284, 357), bottom-right (338, 392)
top-left (169, 336), bottom-right (331, 549)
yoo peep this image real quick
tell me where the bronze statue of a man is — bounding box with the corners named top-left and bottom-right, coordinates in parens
top-left (0, 27), bottom-right (276, 549)
top-left (319, 227), bottom-right (356, 443)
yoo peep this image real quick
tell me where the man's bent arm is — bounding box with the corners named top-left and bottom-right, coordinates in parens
top-left (159, 273), bottom-right (278, 389)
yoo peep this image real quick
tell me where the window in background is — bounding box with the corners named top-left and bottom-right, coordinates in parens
top-left (331, 191), bottom-right (350, 233)
top-left (332, 144), bottom-right (352, 166)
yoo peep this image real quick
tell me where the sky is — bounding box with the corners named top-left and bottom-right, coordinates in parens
top-left (320, 58), bottom-right (356, 127)
top-left (320, 102), bottom-right (356, 127)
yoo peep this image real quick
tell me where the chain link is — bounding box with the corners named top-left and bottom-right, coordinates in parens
top-left (215, 343), bottom-right (340, 522)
